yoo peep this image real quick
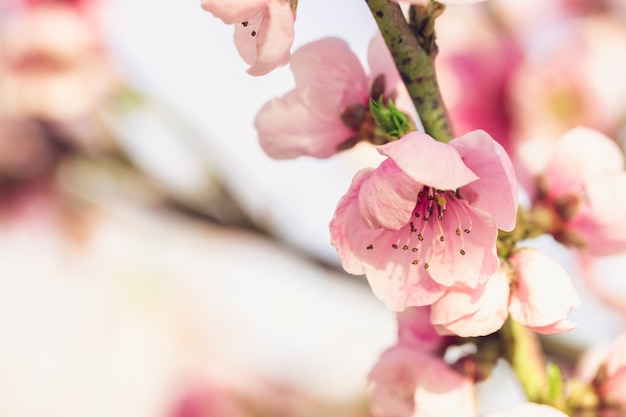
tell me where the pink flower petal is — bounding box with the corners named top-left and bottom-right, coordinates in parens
top-left (290, 37), bottom-right (369, 111)
top-left (378, 132), bottom-right (479, 191)
top-left (254, 89), bottom-right (353, 159)
top-left (431, 270), bottom-right (509, 337)
top-left (568, 172), bottom-right (626, 256)
top-left (544, 127), bottom-right (624, 198)
top-left (413, 357), bottom-right (476, 417)
top-left (233, 0), bottom-right (294, 76)
top-left (397, 306), bottom-right (445, 352)
top-left (358, 159), bottom-right (422, 230)
top-left (508, 249), bottom-right (581, 332)
top-left (330, 169), bottom-right (377, 276)
top-left (525, 320), bottom-right (578, 335)
top-left (426, 203), bottom-right (499, 288)
top-left (201, 0), bottom-right (268, 24)
top-left (430, 285), bottom-right (487, 326)
top-left (449, 130), bottom-right (518, 231)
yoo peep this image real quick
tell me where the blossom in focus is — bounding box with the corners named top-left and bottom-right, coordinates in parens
top-left (530, 127), bottom-right (626, 256)
top-left (330, 130), bottom-right (517, 311)
top-left (255, 36), bottom-right (406, 159)
top-left (368, 344), bottom-right (475, 417)
top-left (201, 0), bottom-right (295, 76)
top-left (431, 248), bottom-right (580, 336)
top-left (0, 1), bottom-right (116, 121)
top-left (484, 402), bottom-right (569, 417)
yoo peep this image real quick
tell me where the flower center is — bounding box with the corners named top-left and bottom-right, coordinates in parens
top-left (365, 186), bottom-right (474, 268)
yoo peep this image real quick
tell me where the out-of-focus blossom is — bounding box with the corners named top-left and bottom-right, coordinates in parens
top-left (484, 402), bottom-right (569, 417)
top-left (391, 0), bottom-right (486, 4)
top-left (431, 249), bottom-right (580, 337)
top-left (330, 130), bottom-right (517, 311)
top-left (397, 306), bottom-right (445, 351)
top-left (436, 7), bottom-right (520, 156)
top-left (368, 344), bottom-right (475, 417)
top-left (509, 17), bottom-right (626, 154)
top-left (529, 127), bottom-right (626, 256)
top-left (577, 333), bottom-right (626, 410)
top-left (201, 0), bottom-right (295, 76)
top-left (255, 36), bottom-right (406, 159)
top-left (0, 2), bottom-right (117, 121)
top-left (168, 383), bottom-right (250, 417)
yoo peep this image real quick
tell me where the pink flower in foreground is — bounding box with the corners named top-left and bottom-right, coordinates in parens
top-left (201, 0), bottom-right (295, 76)
top-left (431, 248), bottom-right (580, 336)
top-left (255, 36), bottom-right (404, 159)
top-left (368, 344), bottom-right (475, 417)
top-left (532, 127), bottom-right (626, 256)
top-left (484, 403), bottom-right (569, 417)
top-left (330, 130), bottom-right (517, 311)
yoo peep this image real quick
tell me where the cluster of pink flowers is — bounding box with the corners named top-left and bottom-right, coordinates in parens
top-left (200, 1), bottom-right (626, 416)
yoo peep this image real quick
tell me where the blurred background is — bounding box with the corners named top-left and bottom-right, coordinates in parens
top-left (1, 0), bottom-right (626, 416)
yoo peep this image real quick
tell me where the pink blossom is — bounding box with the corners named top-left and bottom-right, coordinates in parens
top-left (533, 127), bottom-right (626, 256)
top-left (201, 0), bottom-right (295, 76)
top-left (431, 248), bottom-right (580, 337)
top-left (397, 306), bottom-right (445, 352)
top-left (484, 403), bottom-right (569, 417)
top-left (0, 2), bottom-right (115, 121)
top-left (255, 36), bottom-right (404, 159)
top-left (435, 7), bottom-right (520, 157)
top-left (330, 130), bottom-right (517, 311)
top-left (507, 249), bottom-right (581, 335)
top-left (430, 267), bottom-right (509, 337)
top-left (577, 333), bottom-right (626, 409)
top-left (368, 344), bottom-right (475, 417)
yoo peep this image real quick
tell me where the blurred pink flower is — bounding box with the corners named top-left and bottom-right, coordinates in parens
top-left (168, 384), bottom-right (249, 417)
top-left (0, 2), bottom-right (116, 121)
top-left (397, 306), bottom-right (445, 352)
top-left (532, 127), bottom-right (626, 256)
top-left (436, 7), bottom-right (520, 156)
top-left (577, 333), bottom-right (626, 410)
top-left (368, 344), bottom-right (475, 417)
top-left (431, 248), bottom-right (580, 336)
top-left (330, 130), bottom-right (517, 311)
top-left (201, 0), bottom-right (295, 76)
top-left (484, 402), bottom-right (569, 417)
top-left (509, 16), bottom-right (626, 150)
top-left (255, 36), bottom-right (405, 159)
